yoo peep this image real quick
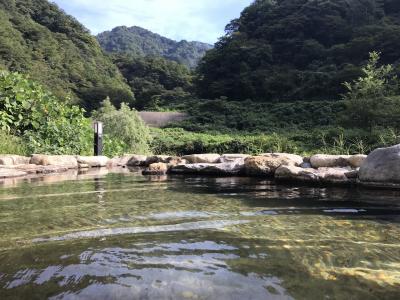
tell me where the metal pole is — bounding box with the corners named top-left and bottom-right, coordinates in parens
top-left (93, 121), bottom-right (103, 156)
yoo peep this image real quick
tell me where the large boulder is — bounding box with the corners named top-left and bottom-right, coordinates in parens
top-left (0, 155), bottom-right (30, 166)
top-left (30, 155), bottom-right (78, 169)
top-left (170, 159), bottom-right (245, 176)
top-left (182, 154), bottom-right (221, 164)
top-left (127, 155), bottom-right (148, 166)
top-left (244, 153), bottom-right (302, 176)
top-left (359, 144), bottom-right (400, 187)
top-left (76, 156), bottom-right (109, 167)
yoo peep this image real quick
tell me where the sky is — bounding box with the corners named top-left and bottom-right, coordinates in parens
top-left (51, 0), bottom-right (253, 44)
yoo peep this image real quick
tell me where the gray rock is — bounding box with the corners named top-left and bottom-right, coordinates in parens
top-left (219, 154), bottom-right (250, 163)
top-left (127, 155), bottom-right (148, 166)
top-left (170, 159), bottom-right (245, 176)
top-left (275, 165), bottom-right (351, 184)
top-left (359, 144), bottom-right (400, 187)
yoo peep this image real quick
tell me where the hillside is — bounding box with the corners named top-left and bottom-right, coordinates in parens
top-left (0, 0), bottom-right (134, 108)
top-left (196, 0), bottom-right (400, 102)
top-left (97, 26), bottom-right (213, 69)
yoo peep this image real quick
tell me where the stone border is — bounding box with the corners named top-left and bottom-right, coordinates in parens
top-left (0, 152), bottom-right (397, 190)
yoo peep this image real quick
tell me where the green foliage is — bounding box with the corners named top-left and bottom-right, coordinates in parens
top-left (151, 128), bottom-right (298, 156)
top-left (92, 99), bottom-right (152, 156)
top-left (97, 26), bottom-right (212, 69)
top-left (0, 130), bottom-right (27, 155)
top-left (113, 54), bottom-right (193, 110)
top-left (0, 71), bottom-right (92, 154)
top-left (167, 99), bottom-right (345, 133)
top-left (196, 0), bottom-right (400, 102)
top-left (0, 0), bottom-right (133, 108)
top-left (342, 51), bottom-right (400, 130)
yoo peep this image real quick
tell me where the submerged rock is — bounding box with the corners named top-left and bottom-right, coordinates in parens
top-left (30, 154), bottom-right (78, 169)
top-left (359, 144), bottom-right (400, 188)
top-left (182, 154), bottom-right (221, 164)
top-left (0, 168), bottom-right (27, 178)
top-left (142, 162), bottom-right (168, 175)
top-left (0, 155), bottom-right (30, 166)
top-left (170, 159), bottom-right (245, 176)
top-left (76, 156), bottom-right (109, 167)
top-left (0, 164), bottom-right (68, 174)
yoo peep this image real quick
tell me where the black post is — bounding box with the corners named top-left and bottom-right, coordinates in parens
top-left (93, 121), bottom-right (103, 156)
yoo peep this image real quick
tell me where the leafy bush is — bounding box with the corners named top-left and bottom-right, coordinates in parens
top-left (150, 128), bottom-right (298, 156)
top-left (0, 71), bottom-right (92, 154)
top-left (342, 52), bottom-right (400, 131)
top-left (0, 131), bottom-right (27, 155)
top-left (92, 99), bottom-right (152, 156)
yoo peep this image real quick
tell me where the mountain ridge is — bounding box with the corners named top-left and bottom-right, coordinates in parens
top-left (97, 25), bottom-right (213, 69)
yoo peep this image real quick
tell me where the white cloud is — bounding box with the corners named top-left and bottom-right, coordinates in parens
top-left (52, 0), bottom-right (252, 44)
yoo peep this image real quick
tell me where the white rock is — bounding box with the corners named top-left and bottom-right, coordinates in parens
top-left (182, 154), bottom-right (221, 164)
top-left (30, 154), bottom-right (78, 169)
top-left (0, 155), bottom-right (30, 165)
top-left (310, 154), bottom-right (351, 168)
top-left (347, 154), bottom-right (367, 168)
top-left (170, 159), bottom-right (245, 175)
top-left (76, 156), bottom-right (109, 167)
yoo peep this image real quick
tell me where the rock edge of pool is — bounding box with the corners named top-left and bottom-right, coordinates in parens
top-left (1, 143), bottom-right (400, 189)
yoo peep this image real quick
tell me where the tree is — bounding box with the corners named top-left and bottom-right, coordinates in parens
top-left (342, 51), bottom-right (400, 130)
top-left (92, 99), bottom-right (152, 156)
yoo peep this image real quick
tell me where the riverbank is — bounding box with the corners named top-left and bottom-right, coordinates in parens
top-left (1, 144), bottom-right (399, 189)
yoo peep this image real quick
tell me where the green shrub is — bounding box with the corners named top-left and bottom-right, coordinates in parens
top-left (0, 71), bottom-right (92, 155)
top-left (0, 131), bottom-right (27, 155)
top-left (92, 99), bottom-right (152, 156)
top-left (150, 128), bottom-right (299, 156)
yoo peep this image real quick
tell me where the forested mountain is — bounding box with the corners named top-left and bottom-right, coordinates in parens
top-left (0, 0), bottom-right (134, 108)
top-left (112, 54), bottom-right (193, 110)
top-left (97, 26), bottom-right (213, 69)
top-left (197, 0), bottom-right (400, 102)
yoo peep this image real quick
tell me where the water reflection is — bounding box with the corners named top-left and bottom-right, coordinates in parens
top-left (0, 171), bottom-right (399, 299)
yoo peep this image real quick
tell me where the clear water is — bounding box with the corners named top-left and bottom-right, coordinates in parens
top-left (0, 168), bottom-right (399, 299)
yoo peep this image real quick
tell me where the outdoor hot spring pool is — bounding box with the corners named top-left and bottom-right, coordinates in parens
top-left (0, 168), bottom-right (399, 299)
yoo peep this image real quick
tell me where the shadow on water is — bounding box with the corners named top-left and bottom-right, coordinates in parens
top-left (165, 175), bottom-right (400, 223)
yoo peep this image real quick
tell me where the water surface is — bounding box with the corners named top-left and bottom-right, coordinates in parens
top-left (0, 169), bottom-right (399, 299)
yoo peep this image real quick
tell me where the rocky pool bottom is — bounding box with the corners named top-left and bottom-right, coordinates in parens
top-left (0, 168), bottom-right (399, 299)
